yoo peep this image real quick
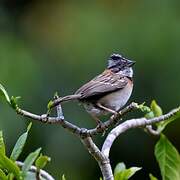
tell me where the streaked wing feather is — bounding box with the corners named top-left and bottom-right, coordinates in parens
top-left (75, 71), bottom-right (128, 99)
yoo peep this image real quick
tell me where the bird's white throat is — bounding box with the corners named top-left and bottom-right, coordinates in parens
top-left (118, 67), bottom-right (133, 78)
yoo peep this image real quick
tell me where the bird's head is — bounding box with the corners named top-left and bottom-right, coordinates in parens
top-left (107, 53), bottom-right (135, 77)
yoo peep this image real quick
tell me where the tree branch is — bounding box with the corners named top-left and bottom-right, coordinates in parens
top-left (16, 161), bottom-right (54, 180)
top-left (16, 102), bottom-right (138, 137)
top-left (87, 102), bottom-right (138, 136)
top-left (14, 98), bottom-right (180, 180)
top-left (81, 137), bottom-right (114, 180)
top-left (101, 107), bottom-right (180, 157)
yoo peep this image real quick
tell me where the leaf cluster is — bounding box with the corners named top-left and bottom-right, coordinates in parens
top-left (0, 123), bottom-right (51, 180)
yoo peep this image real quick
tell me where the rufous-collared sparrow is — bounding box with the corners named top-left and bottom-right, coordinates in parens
top-left (52, 53), bottom-right (135, 124)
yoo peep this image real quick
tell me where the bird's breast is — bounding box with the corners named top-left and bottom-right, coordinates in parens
top-left (98, 81), bottom-right (133, 111)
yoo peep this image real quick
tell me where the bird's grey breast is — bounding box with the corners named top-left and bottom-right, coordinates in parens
top-left (98, 81), bottom-right (133, 111)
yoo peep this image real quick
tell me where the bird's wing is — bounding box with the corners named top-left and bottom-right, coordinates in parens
top-left (75, 70), bottom-right (128, 99)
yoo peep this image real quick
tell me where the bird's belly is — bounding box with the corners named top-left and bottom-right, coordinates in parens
top-left (83, 103), bottom-right (107, 116)
top-left (99, 83), bottom-right (133, 111)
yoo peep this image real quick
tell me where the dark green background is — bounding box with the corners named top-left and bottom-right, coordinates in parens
top-left (0, 0), bottom-right (180, 179)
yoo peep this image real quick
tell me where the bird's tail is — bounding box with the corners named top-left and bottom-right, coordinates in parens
top-left (49, 94), bottom-right (81, 109)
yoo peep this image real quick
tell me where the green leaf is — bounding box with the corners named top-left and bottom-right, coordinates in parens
top-left (27, 123), bottom-right (32, 132)
top-left (0, 84), bottom-right (11, 104)
top-left (0, 169), bottom-right (7, 180)
top-left (10, 96), bottom-right (21, 110)
top-left (149, 173), bottom-right (158, 180)
top-left (47, 100), bottom-right (53, 110)
top-left (114, 162), bottom-right (126, 175)
top-left (7, 173), bottom-right (14, 180)
top-left (155, 134), bottom-right (180, 180)
top-left (22, 148), bottom-right (41, 178)
top-left (114, 162), bottom-right (141, 180)
top-left (145, 111), bottom-right (155, 119)
top-left (0, 131), bottom-right (6, 155)
top-left (0, 84), bottom-right (21, 109)
top-left (138, 103), bottom-right (151, 113)
top-left (10, 123), bottom-right (32, 161)
top-left (62, 174), bottom-right (66, 180)
top-left (140, 100), bottom-right (163, 119)
top-left (138, 103), bottom-right (155, 119)
top-left (0, 152), bottom-right (21, 179)
top-left (151, 100), bottom-right (163, 117)
top-left (156, 107), bottom-right (180, 133)
top-left (35, 154), bottom-right (51, 170)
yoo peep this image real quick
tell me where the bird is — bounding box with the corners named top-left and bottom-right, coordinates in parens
top-left (51, 53), bottom-right (135, 125)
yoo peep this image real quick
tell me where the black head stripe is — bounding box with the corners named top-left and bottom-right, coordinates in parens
top-left (110, 54), bottom-right (122, 60)
top-left (107, 53), bottom-right (133, 71)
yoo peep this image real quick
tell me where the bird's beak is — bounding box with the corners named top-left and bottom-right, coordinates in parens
top-left (126, 59), bottom-right (136, 67)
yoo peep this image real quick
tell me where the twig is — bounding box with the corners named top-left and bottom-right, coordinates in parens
top-left (54, 94), bottom-right (64, 119)
top-left (87, 102), bottom-right (138, 136)
top-left (16, 107), bottom-right (82, 137)
top-left (16, 102), bottom-right (138, 137)
top-left (16, 161), bottom-right (54, 180)
top-left (145, 125), bottom-right (160, 136)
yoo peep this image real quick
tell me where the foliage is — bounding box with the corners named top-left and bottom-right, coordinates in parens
top-left (139, 100), bottom-right (180, 133)
top-left (113, 162), bottom-right (141, 180)
top-left (155, 134), bottom-right (180, 180)
top-left (142, 101), bottom-right (180, 180)
top-left (62, 174), bottom-right (66, 180)
top-left (35, 154), bottom-right (51, 171)
top-left (149, 173), bottom-right (158, 180)
top-left (0, 84), bottom-right (11, 105)
top-left (0, 123), bottom-right (51, 180)
top-left (0, 84), bottom-right (19, 110)
top-left (10, 123), bottom-right (32, 161)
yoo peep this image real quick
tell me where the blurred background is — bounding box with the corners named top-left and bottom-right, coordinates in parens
top-left (0, 0), bottom-right (180, 179)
